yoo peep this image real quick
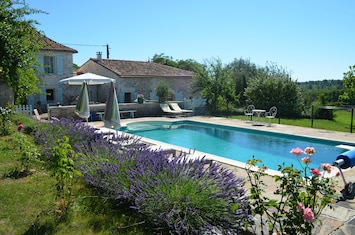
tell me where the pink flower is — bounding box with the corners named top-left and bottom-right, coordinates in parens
top-left (304, 147), bottom-right (316, 155)
top-left (297, 202), bottom-right (305, 212)
top-left (302, 157), bottom-right (311, 164)
top-left (321, 163), bottom-right (332, 173)
top-left (303, 207), bottom-right (314, 222)
top-left (17, 123), bottom-right (24, 132)
top-left (310, 168), bottom-right (322, 176)
top-left (290, 147), bottom-right (303, 156)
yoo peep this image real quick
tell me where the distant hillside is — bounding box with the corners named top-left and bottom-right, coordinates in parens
top-left (298, 80), bottom-right (344, 105)
top-left (298, 79), bottom-right (343, 90)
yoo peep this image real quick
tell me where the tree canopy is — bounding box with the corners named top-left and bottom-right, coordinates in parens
top-left (190, 58), bottom-right (239, 114)
top-left (0, 0), bottom-right (44, 104)
top-left (244, 63), bottom-right (302, 117)
top-left (339, 65), bottom-right (355, 104)
top-left (151, 53), bottom-right (346, 117)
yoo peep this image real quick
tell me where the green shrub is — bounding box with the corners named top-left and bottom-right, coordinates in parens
top-left (0, 106), bottom-right (13, 136)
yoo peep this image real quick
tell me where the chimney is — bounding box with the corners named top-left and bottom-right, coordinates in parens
top-left (96, 51), bottom-right (102, 61)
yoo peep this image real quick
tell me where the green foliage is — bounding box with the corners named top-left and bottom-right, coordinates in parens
top-left (246, 147), bottom-right (337, 235)
top-left (156, 80), bottom-right (170, 102)
top-left (313, 103), bottom-right (335, 120)
top-left (193, 58), bottom-right (239, 114)
top-left (52, 136), bottom-right (82, 219)
top-left (151, 53), bottom-right (178, 67)
top-left (227, 58), bottom-right (258, 106)
top-left (340, 65), bottom-right (355, 104)
top-left (244, 63), bottom-right (303, 117)
top-left (11, 129), bottom-right (41, 174)
top-left (0, 0), bottom-right (45, 104)
top-left (0, 106), bottom-right (13, 136)
top-left (299, 80), bottom-right (344, 107)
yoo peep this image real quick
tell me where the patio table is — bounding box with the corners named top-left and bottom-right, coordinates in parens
top-left (252, 109), bottom-right (266, 125)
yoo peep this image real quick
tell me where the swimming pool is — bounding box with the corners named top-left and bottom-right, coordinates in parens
top-left (121, 120), bottom-right (353, 172)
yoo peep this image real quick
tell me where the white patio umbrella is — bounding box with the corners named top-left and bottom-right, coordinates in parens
top-left (59, 73), bottom-right (116, 103)
top-left (74, 81), bottom-right (90, 123)
top-left (104, 82), bottom-right (121, 134)
top-left (59, 72), bottom-right (116, 85)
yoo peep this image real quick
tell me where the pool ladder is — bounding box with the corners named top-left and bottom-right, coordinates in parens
top-left (333, 159), bottom-right (354, 200)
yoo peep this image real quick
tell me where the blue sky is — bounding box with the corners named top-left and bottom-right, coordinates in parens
top-left (25, 0), bottom-right (355, 82)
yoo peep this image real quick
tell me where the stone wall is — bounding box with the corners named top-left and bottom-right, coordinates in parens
top-left (47, 101), bottom-right (203, 121)
top-left (48, 102), bottom-right (166, 120)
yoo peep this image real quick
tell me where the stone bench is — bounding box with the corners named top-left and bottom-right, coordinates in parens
top-left (120, 110), bottom-right (136, 118)
top-left (96, 110), bottom-right (137, 120)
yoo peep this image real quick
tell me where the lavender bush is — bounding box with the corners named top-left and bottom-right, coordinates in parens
top-left (34, 118), bottom-right (252, 233)
top-left (78, 144), bottom-right (252, 234)
top-left (34, 118), bottom-right (98, 158)
top-left (34, 118), bottom-right (142, 158)
top-left (130, 155), bottom-right (252, 234)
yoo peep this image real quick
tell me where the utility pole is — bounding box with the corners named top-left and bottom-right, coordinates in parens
top-left (106, 44), bottom-right (110, 59)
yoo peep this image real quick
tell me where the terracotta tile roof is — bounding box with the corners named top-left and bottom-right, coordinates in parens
top-left (35, 31), bottom-right (78, 53)
top-left (91, 58), bottom-right (193, 77)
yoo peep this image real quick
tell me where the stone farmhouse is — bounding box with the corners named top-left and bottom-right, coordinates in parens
top-left (28, 32), bottom-right (78, 112)
top-left (1, 31), bottom-right (196, 116)
top-left (0, 32), bottom-right (77, 109)
top-left (65, 53), bottom-right (194, 105)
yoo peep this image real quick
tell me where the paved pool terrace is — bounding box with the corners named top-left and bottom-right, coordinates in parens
top-left (89, 116), bottom-right (355, 234)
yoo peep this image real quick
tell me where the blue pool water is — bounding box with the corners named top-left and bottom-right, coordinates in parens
top-left (121, 120), bottom-right (353, 171)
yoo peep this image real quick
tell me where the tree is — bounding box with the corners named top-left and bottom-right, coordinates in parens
top-left (151, 53), bottom-right (178, 67)
top-left (156, 80), bottom-right (170, 103)
top-left (0, 0), bottom-right (44, 104)
top-left (192, 58), bottom-right (238, 114)
top-left (339, 65), bottom-right (355, 104)
top-left (244, 63), bottom-right (302, 117)
top-left (226, 58), bottom-right (258, 106)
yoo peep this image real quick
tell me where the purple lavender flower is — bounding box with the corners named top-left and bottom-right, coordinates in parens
top-left (38, 118), bottom-right (252, 233)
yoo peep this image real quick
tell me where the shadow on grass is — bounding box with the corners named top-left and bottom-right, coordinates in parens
top-left (23, 222), bottom-right (56, 235)
top-left (2, 168), bottom-right (34, 179)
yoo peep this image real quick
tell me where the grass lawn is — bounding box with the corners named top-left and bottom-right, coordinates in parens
top-left (0, 115), bottom-right (148, 235)
top-left (231, 110), bottom-right (355, 133)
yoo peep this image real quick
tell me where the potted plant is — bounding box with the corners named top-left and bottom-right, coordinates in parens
top-left (137, 94), bottom-right (144, 104)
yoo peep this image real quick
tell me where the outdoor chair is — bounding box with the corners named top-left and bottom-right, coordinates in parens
top-left (265, 106), bottom-right (277, 126)
top-left (33, 108), bottom-right (49, 122)
top-left (244, 105), bottom-right (255, 121)
top-left (159, 103), bottom-right (182, 117)
top-left (169, 103), bottom-right (193, 116)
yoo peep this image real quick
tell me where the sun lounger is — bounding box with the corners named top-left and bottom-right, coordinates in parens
top-left (159, 103), bottom-right (182, 117)
top-left (169, 103), bottom-right (193, 115)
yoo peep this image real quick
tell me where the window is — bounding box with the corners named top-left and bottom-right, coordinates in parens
top-left (124, 93), bottom-right (131, 103)
top-left (46, 89), bottom-right (55, 101)
top-left (44, 56), bottom-right (55, 74)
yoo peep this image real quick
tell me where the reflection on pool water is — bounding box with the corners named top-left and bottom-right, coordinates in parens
top-left (120, 120), bottom-right (353, 172)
